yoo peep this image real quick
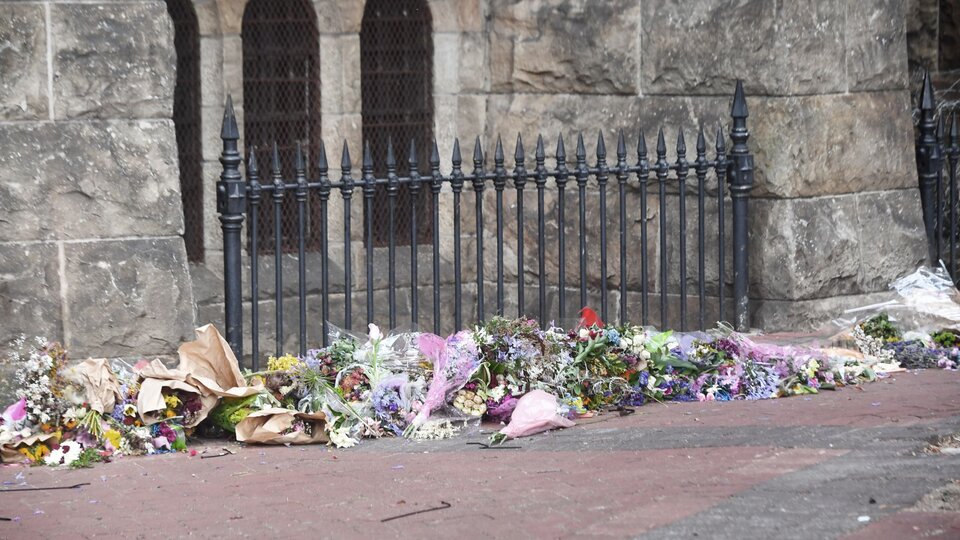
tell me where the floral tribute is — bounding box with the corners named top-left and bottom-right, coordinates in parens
top-left (0, 309), bottom-right (956, 466)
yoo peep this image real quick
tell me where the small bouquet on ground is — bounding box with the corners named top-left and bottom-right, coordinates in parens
top-left (491, 390), bottom-right (575, 443)
top-left (405, 330), bottom-right (481, 437)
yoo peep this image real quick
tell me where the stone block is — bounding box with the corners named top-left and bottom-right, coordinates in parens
top-left (341, 35), bottom-right (362, 115)
top-left (490, 0), bottom-right (640, 95)
top-left (751, 291), bottom-right (897, 332)
top-left (906, 0), bottom-right (939, 72)
top-left (855, 189), bottom-right (927, 292)
top-left (52, 3), bottom-right (175, 119)
top-left (751, 92), bottom-right (917, 198)
top-left (458, 32), bottom-right (488, 93)
top-left (199, 36), bottom-right (224, 106)
top-left (63, 238), bottom-right (196, 358)
top-left (434, 33), bottom-right (460, 95)
top-left (0, 4), bottom-right (48, 120)
top-left (641, 0), bottom-right (845, 95)
top-left (486, 94), bottom-right (643, 146)
top-left (319, 34), bottom-right (343, 115)
top-left (0, 120), bottom-right (183, 242)
top-left (0, 242), bottom-right (62, 350)
top-left (846, 0), bottom-right (910, 91)
top-left (750, 196), bottom-right (862, 301)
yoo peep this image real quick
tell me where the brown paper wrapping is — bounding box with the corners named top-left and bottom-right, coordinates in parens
top-left (235, 408), bottom-right (328, 445)
top-left (137, 359), bottom-right (216, 427)
top-left (65, 358), bottom-right (123, 414)
top-left (0, 433), bottom-right (58, 463)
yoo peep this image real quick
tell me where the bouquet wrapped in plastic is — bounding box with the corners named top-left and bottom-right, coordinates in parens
top-left (405, 330), bottom-right (481, 435)
top-left (493, 390), bottom-right (575, 442)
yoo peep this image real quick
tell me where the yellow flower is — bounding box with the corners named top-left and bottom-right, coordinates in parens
top-left (267, 354), bottom-right (303, 372)
top-left (164, 394), bottom-right (181, 409)
top-left (165, 410), bottom-right (176, 418)
top-left (104, 429), bottom-right (122, 449)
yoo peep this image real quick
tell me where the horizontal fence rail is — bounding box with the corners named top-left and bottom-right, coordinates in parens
top-left (217, 83), bottom-right (756, 367)
top-left (916, 71), bottom-right (960, 280)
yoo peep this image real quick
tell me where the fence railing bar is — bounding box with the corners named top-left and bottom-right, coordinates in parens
top-left (386, 137), bottom-right (398, 329)
top-left (451, 139), bottom-right (464, 330)
top-left (408, 139), bottom-right (420, 328)
top-left (676, 129), bottom-right (688, 331)
top-left (247, 148), bottom-right (262, 369)
top-left (472, 137), bottom-right (486, 322)
top-left (936, 117), bottom-right (944, 263)
top-left (729, 79), bottom-right (754, 331)
top-left (363, 141), bottom-right (376, 328)
top-left (295, 142), bottom-right (308, 357)
top-left (318, 142), bottom-right (330, 347)
top-left (575, 133), bottom-right (589, 314)
top-left (638, 131), bottom-right (649, 325)
top-left (494, 136), bottom-right (506, 317)
top-left (340, 142), bottom-right (354, 331)
top-left (514, 134), bottom-right (527, 318)
top-left (656, 128), bottom-right (669, 328)
top-left (555, 135), bottom-right (568, 322)
top-left (950, 112), bottom-right (959, 279)
top-left (616, 130), bottom-right (629, 326)
top-left (695, 128), bottom-right (708, 332)
top-left (430, 139), bottom-right (442, 334)
top-left (535, 135), bottom-right (548, 324)
top-left (596, 131), bottom-right (610, 323)
top-left (716, 126), bottom-right (727, 324)
top-left (270, 143), bottom-right (284, 356)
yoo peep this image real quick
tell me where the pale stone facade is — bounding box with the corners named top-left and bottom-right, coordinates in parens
top-left (1, 0), bottom-right (955, 371)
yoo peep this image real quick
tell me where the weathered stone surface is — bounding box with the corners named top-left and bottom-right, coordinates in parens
top-left (52, 2), bottom-right (175, 119)
top-left (63, 238), bottom-right (196, 358)
top-left (458, 32), bottom-right (488, 93)
top-left (906, 0), bottom-right (939, 72)
top-left (751, 291), bottom-right (897, 332)
top-left (0, 120), bottom-right (183, 241)
top-left (0, 242), bottom-right (62, 350)
top-left (0, 4), bottom-right (48, 120)
top-left (486, 94), bottom-right (643, 146)
top-left (941, 0), bottom-right (960, 71)
top-left (846, 0), bottom-right (909, 91)
top-left (855, 189), bottom-right (926, 292)
top-left (750, 196), bottom-right (862, 300)
top-left (751, 92), bottom-right (916, 198)
top-left (641, 0), bottom-right (845, 96)
top-left (490, 0), bottom-right (640, 94)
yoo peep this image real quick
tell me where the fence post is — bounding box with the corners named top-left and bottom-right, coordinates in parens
top-left (217, 96), bottom-right (245, 358)
top-left (916, 70), bottom-right (941, 265)
top-left (728, 81), bottom-right (754, 331)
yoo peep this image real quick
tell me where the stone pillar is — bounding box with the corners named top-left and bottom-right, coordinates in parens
top-left (0, 1), bottom-right (196, 367)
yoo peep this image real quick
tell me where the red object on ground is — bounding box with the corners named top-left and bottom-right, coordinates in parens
top-left (577, 307), bottom-right (604, 329)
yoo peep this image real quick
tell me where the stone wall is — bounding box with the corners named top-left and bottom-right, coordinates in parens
top-left (0, 0), bottom-right (195, 381)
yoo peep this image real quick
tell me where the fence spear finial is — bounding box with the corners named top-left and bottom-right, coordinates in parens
top-left (637, 129), bottom-right (647, 160)
top-left (271, 141), bottom-right (282, 175)
top-left (656, 127), bottom-right (667, 156)
top-left (697, 127), bottom-right (706, 154)
top-left (556, 133), bottom-right (566, 163)
top-left (430, 138), bottom-right (440, 167)
top-left (920, 70), bottom-right (936, 111)
top-left (576, 132), bottom-right (586, 160)
top-left (221, 95), bottom-right (238, 139)
top-left (473, 136), bottom-right (483, 164)
top-left (408, 138), bottom-right (419, 169)
top-left (715, 123), bottom-right (726, 153)
top-left (495, 135), bottom-right (505, 164)
top-left (676, 129), bottom-right (686, 156)
top-left (247, 146), bottom-right (259, 175)
top-left (341, 140), bottom-right (351, 170)
top-left (731, 79), bottom-right (748, 118)
top-left (362, 140), bottom-right (373, 170)
top-left (515, 133), bottom-right (525, 163)
top-left (536, 134), bottom-right (545, 161)
top-left (616, 129), bottom-right (626, 160)
top-left (452, 137), bottom-right (462, 165)
top-left (385, 135), bottom-right (396, 169)
top-left (596, 130), bottom-right (606, 160)
top-left (295, 141), bottom-right (305, 173)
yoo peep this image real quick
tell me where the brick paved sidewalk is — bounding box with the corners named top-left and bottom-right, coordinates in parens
top-left (2, 370), bottom-right (959, 539)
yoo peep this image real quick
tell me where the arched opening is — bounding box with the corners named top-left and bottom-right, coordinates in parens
top-left (361, 0), bottom-right (434, 246)
top-left (242, 0), bottom-right (322, 253)
top-left (165, 0), bottom-right (203, 262)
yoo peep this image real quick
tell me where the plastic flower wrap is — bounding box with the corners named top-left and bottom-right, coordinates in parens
top-left (407, 330), bottom-right (481, 433)
top-left (493, 390), bottom-right (575, 442)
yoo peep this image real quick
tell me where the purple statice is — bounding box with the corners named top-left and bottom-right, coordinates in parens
top-left (620, 389), bottom-right (645, 407)
top-left (371, 379), bottom-right (406, 436)
top-left (713, 338), bottom-right (741, 359)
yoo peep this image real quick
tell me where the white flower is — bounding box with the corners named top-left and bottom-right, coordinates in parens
top-left (487, 385), bottom-right (507, 402)
top-left (45, 448), bottom-right (64, 466)
top-left (328, 426), bottom-right (358, 448)
top-left (578, 328), bottom-right (590, 339)
top-left (368, 323), bottom-right (383, 342)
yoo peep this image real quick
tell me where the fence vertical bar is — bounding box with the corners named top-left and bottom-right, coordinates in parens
top-left (430, 140), bottom-right (442, 334)
top-left (386, 139), bottom-right (398, 329)
top-left (728, 80), bottom-right (754, 331)
top-left (451, 140), bottom-right (464, 329)
top-left (656, 128), bottom-right (669, 328)
top-left (596, 132), bottom-right (609, 322)
top-left (695, 129), bottom-right (708, 331)
top-left (340, 143), bottom-right (354, 330)
top-left (616, 130), bottom-right (628, 326)
top-left (409, 140), bottom-right (421, 327)
top-left (535, 135), bottom-right (548, 324)
top-left (576, 134), bottom-right (589, 313)
top-left (494, 137), bottom-right (506, 316)
top-left (715, 127), bottom-right (727, 324)
top-left (362, 142), bottom-right (376, 327)
top-left (936, 117), bottom-right (945, 264)
top-left (217, 96), bottom-right (245, 360)
top-left (638, 132), bottom-right (650, 325)
top-left (950, 113), bottom-right (959, 280)
top-left (514, 135), bottom-right (527, 317)
top-left (556, 136), bottom-right (568, 321)
top-left (676, 130), bottom-right (689, 332)
top-left (295, 142), bottom-right (308, 357)
top-left (917, 71), bottom-right (941, 265)
top-left (318, 143), bottom-right (331, 347)
top-left (270, 143), bottom-right (284, 357)
top-left (246, 148), bottom-right (261, 369)
top-left (472, 138), bottom-right (486, 322)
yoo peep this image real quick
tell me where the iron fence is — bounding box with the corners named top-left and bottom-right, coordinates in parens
top-left (217, 82), bottom-right (756, 368)
top-left (916, 71), bottom-right (960, 278)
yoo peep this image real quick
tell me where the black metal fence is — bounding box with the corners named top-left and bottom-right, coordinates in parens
top-left (916, 71), bottom-right (960, 277)
top-left (217, 82), bottom-right (756, 368)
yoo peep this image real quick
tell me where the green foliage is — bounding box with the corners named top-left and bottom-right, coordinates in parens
top-left (69, 447), bottom-right (106, 469)
top-left (859, 313), bottom-right (901, 342)
top-left (932, 330), bottom-right (960, 348)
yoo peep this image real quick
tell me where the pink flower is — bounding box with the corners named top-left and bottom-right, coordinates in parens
top-left (1, 398), bottom-right (26, 426)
